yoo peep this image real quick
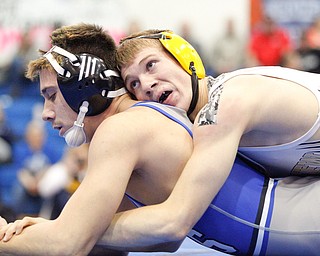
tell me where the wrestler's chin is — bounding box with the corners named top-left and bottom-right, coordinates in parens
top-left (59, 127), bottom-right (67, 137)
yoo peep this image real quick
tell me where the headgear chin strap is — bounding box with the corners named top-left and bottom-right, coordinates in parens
top-left (188, 62), bottom-right (199, 116)
top-left (64, 101), bottom-right (88, 147)
top-left (44, 46), bottom-right (127, 147)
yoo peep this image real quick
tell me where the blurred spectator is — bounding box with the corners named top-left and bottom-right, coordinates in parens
top-left (0, 25), bottom-right (21, 87)
top-left (6, 29), bottom-right (34, 98)
top-left (296, 30), bottom-right (320, 73)
top-left (0, 103), bottom-right (14, 164)
top-left (305, 16), bottom-right (320, 49)
top-left (126, 19), bottom-right (142, 36)
top-left (108, 19), bottom-right (142, 46)
top-left (179, 21), bottom-right (206, 67)
top-left (38, 144), bottom-right (89, 219)
top-left (247, 14), bottom-right (292, 66)
top-left (280, 50), bottom-right (303, 70)
top-left (1, 23), bottom-right (57, 96)
top-left (12, 120), bottom-right (51, 217)
top-left (210, 18), bottom-right (244, 75)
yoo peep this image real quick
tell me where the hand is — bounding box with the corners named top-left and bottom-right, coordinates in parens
top-left (0, 216), bottom-right (47, 242)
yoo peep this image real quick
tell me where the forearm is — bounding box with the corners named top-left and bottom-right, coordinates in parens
top-left (0, 221), bottom-right (67, 256)
top-left (97, 204), bottom-right (185, 251)
top-left (0, 213), bottom-right (95, 256)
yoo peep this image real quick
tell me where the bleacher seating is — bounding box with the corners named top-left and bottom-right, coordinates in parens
top-left (0, 83), bottom-right (66, 207)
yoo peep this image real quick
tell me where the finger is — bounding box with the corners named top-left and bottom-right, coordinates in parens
top-left (0, 223), bottom-right (10, 240)
top-left (3, 220), bottom-right (22, 242)
top-left (15, 223), bottom-right (23, 235)
top-left (15, 219), bottom-right (28, 235)
top-left (2, 223), bottom-right (14, 242)
top-left (4, 218), bottom-right (30, 240)
top-left (14, 217), bottom-right (44, 235)
top-left (0, 226), bottom-right (6, 240)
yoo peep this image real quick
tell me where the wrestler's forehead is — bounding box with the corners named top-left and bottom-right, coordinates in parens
top-left (39, 70), bottom-right (58, 95)
top-left (133, 47), bottom-right (167, 63)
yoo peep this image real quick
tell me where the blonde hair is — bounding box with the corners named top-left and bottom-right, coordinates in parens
top-left (116, 29), bottom-right (171, 69)
top-left (26, 56), bottom-right (53, 81)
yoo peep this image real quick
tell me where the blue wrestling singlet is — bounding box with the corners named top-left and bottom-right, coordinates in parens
top-left (130, 101), bottom-right (320, 256)
top-left (189, 156), bottom-right (275, 255)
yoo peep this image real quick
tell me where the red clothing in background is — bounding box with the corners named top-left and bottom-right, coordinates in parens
top-left (249, 26), bottom-right (292, 66)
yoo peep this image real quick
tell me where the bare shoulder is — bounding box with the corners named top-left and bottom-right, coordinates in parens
top-left (93, 110), bottom-right (151, 144)
top-left (90, 107), bottom-right (192, 172)
top-left (91, 107), bottom-right (179, 153)
top-left (86, 110), bottom-right (156, 173)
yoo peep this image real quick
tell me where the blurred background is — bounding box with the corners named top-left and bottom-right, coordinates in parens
top-left (1, 0), bottom-right (320, 254)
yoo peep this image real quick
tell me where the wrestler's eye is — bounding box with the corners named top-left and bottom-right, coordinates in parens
top-left (130, 80), bottom-right (140, 90)
top-left (42, 87), bottom-right (57, 101)
top-left (146, 61), bottom-right (156, 71)
top-left (49, 93), bottom-right (57, 101)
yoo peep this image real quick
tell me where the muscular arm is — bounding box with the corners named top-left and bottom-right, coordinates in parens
top-left (97, 85), bottom-right (251, 249)
top-left (0, 118), bottom-right (138, 255)
top-left (97, 125), bottom-right (241, 249)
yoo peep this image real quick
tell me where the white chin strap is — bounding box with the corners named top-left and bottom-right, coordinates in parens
top-left (64, 101), bottom-right (89, 147)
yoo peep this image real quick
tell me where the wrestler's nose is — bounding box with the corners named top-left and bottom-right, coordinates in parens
top-left (42, 101), bottom-right (55, 122)
top-left (139, 75), bottom-right (157, 99)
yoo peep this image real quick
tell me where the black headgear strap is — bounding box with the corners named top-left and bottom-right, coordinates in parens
top-left (187, 61), bottom-right (199, 117)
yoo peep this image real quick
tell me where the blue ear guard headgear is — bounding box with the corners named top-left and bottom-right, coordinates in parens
top-left (44, 46), bottom-right (127, 116)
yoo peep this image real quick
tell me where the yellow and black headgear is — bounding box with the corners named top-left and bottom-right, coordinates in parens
top-left (136, 31), bottom-right (205, 116)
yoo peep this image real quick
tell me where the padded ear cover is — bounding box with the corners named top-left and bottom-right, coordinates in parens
top-left (57, 54), bottom-right (121, 116)
top-left (159, 31), bottom-right (206, 78)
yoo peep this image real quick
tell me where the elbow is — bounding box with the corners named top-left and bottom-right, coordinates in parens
top-left (46, 235), bottom-right (82, 256)
top-left (169, 224), bottom-right (191, 242)
top-left (161, 241), bottom-right (184, 253)
top-left (50, 237), bottom-right (91, 256)
top-left (55, 235), bottom-right (94, 256)
top-left (154, 203), bottom-right (196, 243)
top-left (159, 215), bottom-right (193, 243)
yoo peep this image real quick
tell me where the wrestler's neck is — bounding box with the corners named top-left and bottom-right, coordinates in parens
top-left (101, 94), bottom-right (136, 118)
top-left (189, 77), bottom-right (208, 122)
top-left (83, 94), bottom-right (136, 142)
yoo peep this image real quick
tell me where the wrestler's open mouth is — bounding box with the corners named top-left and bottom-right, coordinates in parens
top-left (53, 125), bottom-right (62, 131)
top-left (159, 91), bottom-right (172, 103)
